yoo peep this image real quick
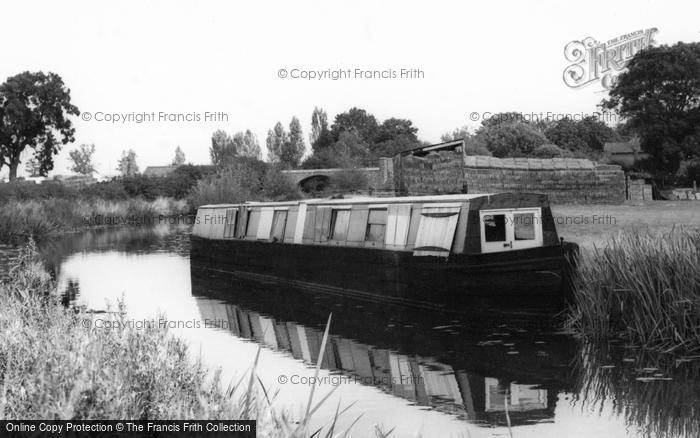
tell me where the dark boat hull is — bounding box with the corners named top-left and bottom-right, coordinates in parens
top-left (190, 236), bottom-right (575, 315)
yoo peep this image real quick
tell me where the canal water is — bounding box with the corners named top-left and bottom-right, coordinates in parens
top-left (27, 225), bottom-right (700, 437)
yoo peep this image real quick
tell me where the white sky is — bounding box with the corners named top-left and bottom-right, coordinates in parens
top-left (1, 0), bottom-right (699, 177)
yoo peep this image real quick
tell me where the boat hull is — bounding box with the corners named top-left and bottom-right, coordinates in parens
top-left (190, 236), bottom-right (575, 315)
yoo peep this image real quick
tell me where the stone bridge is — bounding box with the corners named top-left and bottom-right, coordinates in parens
top-left (281, 160), bottom-right (394, 193)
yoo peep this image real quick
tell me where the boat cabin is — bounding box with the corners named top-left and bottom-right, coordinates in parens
top-left (192, 193), bottom-right (559, 256)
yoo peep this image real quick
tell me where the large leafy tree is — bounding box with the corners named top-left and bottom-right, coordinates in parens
top-left (603, 42), bottom-right (700, 173)
top-left (0, 71), bottom-right (80, 180)
top-left (544, 116), bottom-right (618, 154)
top-left (477, 122), bottom-right (548, 157)
top-left (69, 143), bottom-right (97, 175)
top-left (330, 107), bottom-right (378, 145)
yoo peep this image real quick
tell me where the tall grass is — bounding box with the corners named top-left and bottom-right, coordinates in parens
top-left (0, 242), bottom-right (378, 437)
top-left (567, 229), bottom-right (700, 353)
top-left (0, 197), bottom-right (189, 244)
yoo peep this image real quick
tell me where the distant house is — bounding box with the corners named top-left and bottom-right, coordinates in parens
top-left (143, 165), bottom-right (179, 178)
top-left (604, 138), bottom-right (650, 168)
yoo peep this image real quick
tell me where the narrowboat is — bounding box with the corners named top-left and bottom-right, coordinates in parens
top-left (189, 193), bottom-right (578, 314)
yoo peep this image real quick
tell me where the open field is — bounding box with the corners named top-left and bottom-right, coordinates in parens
top-left (552, 201), bottom-right (700, 249)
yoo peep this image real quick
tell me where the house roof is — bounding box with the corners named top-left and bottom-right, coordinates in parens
top-left (143, 165), bottom-right (178, 177)
top-left (604, 138), bottom-right (641, 154)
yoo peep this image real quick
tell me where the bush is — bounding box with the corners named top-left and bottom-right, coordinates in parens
top-left (530, 144), bottom-right (573, 158)
top-left (188, 160), bottom-right (301, 208)
top-left (329, 169), bottom-right (368, 193)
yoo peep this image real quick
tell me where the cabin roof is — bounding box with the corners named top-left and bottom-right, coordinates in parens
top-left (198, 193), bottom-right (494, 209)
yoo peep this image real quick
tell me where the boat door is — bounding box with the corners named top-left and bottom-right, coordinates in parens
top-left (479, 208), bottom-right (542, 253)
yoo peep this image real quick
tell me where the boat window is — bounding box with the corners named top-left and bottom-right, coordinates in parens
top-left (330, 209), bottom-right (351, 241)
top-left (483, 214), bottom-right (506, 242)
top-left (271, 210), bottom-right (287, 242)
top-left (413, 205), bottom-right (460, 256)
top-left (365, 208), bottom-right (387, 242)
top-left (245, 209), bottom-right (260, 238)
top-left (513, 212), bottom-right (535, 240)
top-left (224, 209), bottom-right (238, 239)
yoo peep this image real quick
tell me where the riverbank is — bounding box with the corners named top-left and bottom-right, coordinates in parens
top-left (566, 229), bottom-right (700, 353)
top-left (0, 197), bottom-right (189, 244)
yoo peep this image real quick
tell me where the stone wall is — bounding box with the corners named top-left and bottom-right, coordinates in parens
top-left (395, 150), bottom-right (627, 204)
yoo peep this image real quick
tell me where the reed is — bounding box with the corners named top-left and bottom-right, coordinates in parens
top-left (566, 229), bottom-right (700, 353)
top-left (0, 197), bottom-right (189, 244)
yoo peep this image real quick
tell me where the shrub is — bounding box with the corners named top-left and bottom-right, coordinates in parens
top-left (530, 144), bottom-right (573, 158)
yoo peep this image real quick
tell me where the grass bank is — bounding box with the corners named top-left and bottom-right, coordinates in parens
top-left (0, 197), bottom-right (189, 244)
top-left (553, 201), bottom-right (700, 248)
top-left (567, 229), bottom-right (700, 353)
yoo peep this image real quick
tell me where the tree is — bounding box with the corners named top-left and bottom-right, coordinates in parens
top-left (603, 42), bottom-right (700, 174)
top-left (210, 130), bottom-right (236, 167)
top-left (544, 117), bottom-right (618, 154)
top-left (279, 116), bottom-right (305, 168)
top-left (477, 122), bottom-right (548, 157)
top-left (233, 130), bottom-right (262, 159)
top-left (117, 149), bottom-right (139, 177)
top-left (310, 107), bottom-right (333, 152)
top-left (266, 122), bottom-right (288, 164)
top-left (440, 126), bottom-right (490, 155)
top-left (330, 107), bottom-right (378, 145)
top-left (0, 71), bottom-right (80, 180)
top-left (25, 158), bottom-right (41, 177)
top-left (172, 146), bottom-right (186, 166)
top-left (69, 143), bottom-right (97, 175)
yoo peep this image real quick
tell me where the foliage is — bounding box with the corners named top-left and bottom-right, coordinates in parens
top-left (25, 158), bottom-right (41, 177)
top-left (210, 130), bottom-right (262, 167)
top-left (188, 157), bottom-right (299, 208)
top-left (233, 130), bottom-right (262, 159)
top-left (280, 117), bottom-right (305, 169)
top-left (330, 107), bottom-right (378, 145)
top-left (0, 71), bottom-right (80, 180)
top-left (328, 169), bottom-right (368, 193)
top-left (210, 130), bottom-right (236, 167)
top-left (309, 107), bottom-right (333, 152)
top-left (477, 121), bottom-right (548, 157)
top-left (567, 230), bottom-right (700, 353)
top-left (116, 149), bottom-right (139, 176)
top-left (68, 144), bottom-right (97, 176)
top-left (171, 146), bottom-right (186, 166)
top-left (530, 143), bottom-right (573, 158)
top-left (266, 122), bottom-right (288, 165)
top-left (603, 42), bottom-right (700, 174)
top-left (544, 116), bottom-right (619, 153)
top-left (440, 126), bottom-right (491, 155)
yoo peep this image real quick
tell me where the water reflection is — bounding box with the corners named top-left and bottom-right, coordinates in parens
top-left (190, 267), bottom-right (575, 428)
top-left (18, 225), bottom-right (699, 438)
